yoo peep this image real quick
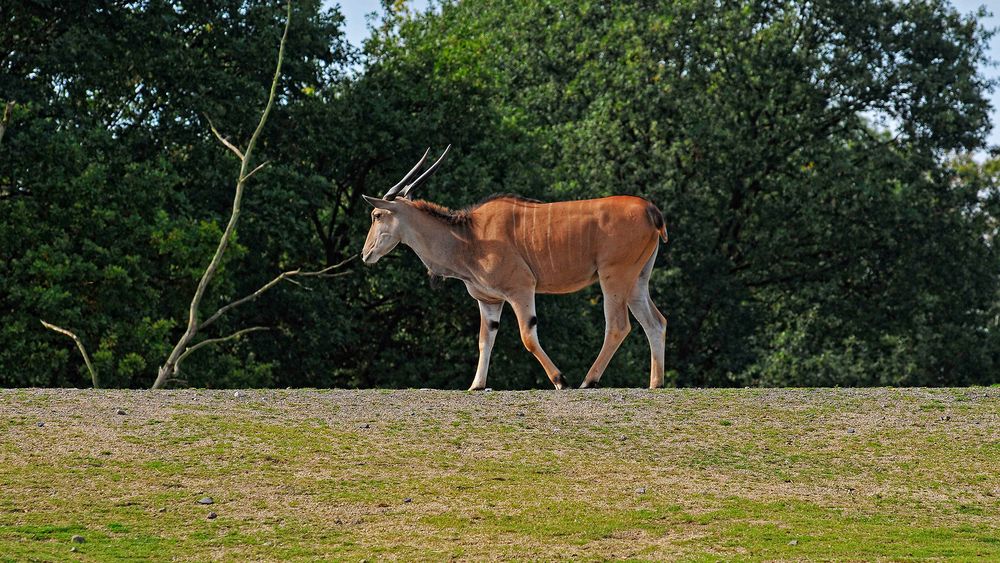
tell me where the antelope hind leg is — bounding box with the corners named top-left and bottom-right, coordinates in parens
top-left (580, 276), bottom-right (632, 388)
top-left (627, 248), bottom-right (666, 389)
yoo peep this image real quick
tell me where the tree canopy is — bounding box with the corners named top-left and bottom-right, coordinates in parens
top-left (2, 0), bottom-right (998, 388)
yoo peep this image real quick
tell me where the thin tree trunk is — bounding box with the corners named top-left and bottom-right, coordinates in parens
top-left (152, 2), bottom-right (292, 390)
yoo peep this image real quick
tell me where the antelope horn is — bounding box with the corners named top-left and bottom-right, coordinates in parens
top-left (399, 144), bottom-right (451, 199)
top-left (383, 147), bottom-right (430, 201)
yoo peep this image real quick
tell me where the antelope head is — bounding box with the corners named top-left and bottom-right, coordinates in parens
top-left (361, 145), bottom-right (450, 265)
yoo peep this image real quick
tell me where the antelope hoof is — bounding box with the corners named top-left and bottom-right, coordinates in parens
top-left (579, 379), bottom-right (599, 389)
top-left (553, 373), bottom-right (569, 390)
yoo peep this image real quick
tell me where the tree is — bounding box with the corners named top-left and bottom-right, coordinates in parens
top-left (2, 0), bottom-right (997, 389)
top-left (339, 0), bottom-right (998, 387)
top-left (1, 0), bottom-right (352, 387)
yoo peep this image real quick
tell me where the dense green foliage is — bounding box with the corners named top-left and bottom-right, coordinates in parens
top-left (1, 0), bottom-right (998, 388)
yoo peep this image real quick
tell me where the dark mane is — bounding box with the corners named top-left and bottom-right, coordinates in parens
top-left (411, 193), bottom-right (542, 226)
top-left (411, 200), bottom-right (473, 226)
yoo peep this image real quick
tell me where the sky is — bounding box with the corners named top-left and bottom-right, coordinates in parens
top-left (952, 1), bottom-right (999, 150)
top-left (333, 0), bottom-right (999, 150)
top-left (337, 0), bottom-right (431, 46)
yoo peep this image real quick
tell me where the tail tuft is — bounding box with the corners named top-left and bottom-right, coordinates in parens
top-left (646, 202), bottom-right (668, 243)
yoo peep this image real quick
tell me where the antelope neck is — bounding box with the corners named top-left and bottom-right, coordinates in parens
top-left (401, 211), bottom-right (474, 281)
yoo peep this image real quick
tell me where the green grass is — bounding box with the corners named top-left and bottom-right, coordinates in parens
top-left (0, 388), bottom-right (998, 561)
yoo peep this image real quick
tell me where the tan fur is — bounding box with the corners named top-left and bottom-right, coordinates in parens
top-left (363, 195), bottom-right (668, 389)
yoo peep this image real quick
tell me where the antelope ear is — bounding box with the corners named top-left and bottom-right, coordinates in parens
top-left (362, 195), bottom-right (393, 209)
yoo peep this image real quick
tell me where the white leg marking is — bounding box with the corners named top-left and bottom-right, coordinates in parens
top-left (627, 248), bottom-right (666, 388)
top-left (470, 301), bottom-right (504, 390)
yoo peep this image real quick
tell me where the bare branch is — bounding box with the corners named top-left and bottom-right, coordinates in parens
top-left (298, 254), bottom-right (358, 277)
top-left (241, 160), bottom-right (270, 182)
top-left (40, 320), bottom-right (99, 389)
top-left (241, 0), bottom-right (292, 171)
top-left (315, 270), bottom-right (354, 279)
top-left (198, 271), bottom-right (297, 332)
top-left (0, 101), bottom-right (14, 148)
top-left (206, 113), bottom-right (245, 160)
top-left (176, 326), bottom-right (270, 367)
top-left (198, 254), bottom-right (357, 332)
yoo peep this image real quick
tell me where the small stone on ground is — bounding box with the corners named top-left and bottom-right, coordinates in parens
top-left (198, 497), bottom-right (214, 505)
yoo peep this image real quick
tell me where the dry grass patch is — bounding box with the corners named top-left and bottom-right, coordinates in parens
top-left (0, 388), bottom-right (998, 561)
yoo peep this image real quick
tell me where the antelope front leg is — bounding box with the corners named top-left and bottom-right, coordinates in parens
top-left (469, 300), bottom-right (504, 391)
top-left (508, 291), bottom-right (568, 390)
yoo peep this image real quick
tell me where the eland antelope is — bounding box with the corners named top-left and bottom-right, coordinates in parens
top-left (362, 146), bottom-right (668, 389)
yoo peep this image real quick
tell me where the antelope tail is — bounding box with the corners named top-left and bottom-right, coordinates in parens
top-left (646, 202), bottom-right (668, 243)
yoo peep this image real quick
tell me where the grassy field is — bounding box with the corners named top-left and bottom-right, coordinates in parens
top-left (0, 388), bottom-right (998, 561)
